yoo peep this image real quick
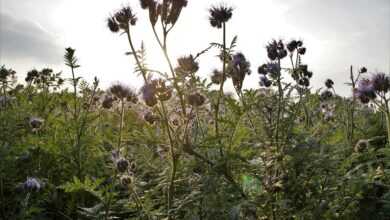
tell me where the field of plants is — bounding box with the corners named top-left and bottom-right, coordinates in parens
top-left (1, 1), bottom-right (390, 219)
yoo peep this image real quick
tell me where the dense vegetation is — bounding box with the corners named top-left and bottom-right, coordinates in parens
top-left (1, 1), bottom-right (390, 219)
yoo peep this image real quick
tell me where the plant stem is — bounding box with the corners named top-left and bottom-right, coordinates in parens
top-left (117, 100), bottom-right (125, 150)
top-left (125, 28), bottom-right (148, 83)
top-left (215, 22), bottom-right (226, 156)
top-left (160, 101), bottom-right (177, 219)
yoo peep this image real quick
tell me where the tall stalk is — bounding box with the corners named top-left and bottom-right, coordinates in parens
top-left (215, 22), bottom-right (226, 156)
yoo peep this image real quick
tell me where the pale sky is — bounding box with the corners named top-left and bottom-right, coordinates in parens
top-left (1, 0), bottom-right (389, 95)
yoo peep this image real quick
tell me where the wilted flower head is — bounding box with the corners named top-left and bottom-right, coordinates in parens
top-left (209, 4), bottom-right (233, 28)
top-left (298, 77), bottom-right (310, 87)
top-left (230, 52), bottom-right (251, 91)
top-left (325, 79), bottom-right (334, 89)
top-left (187, 93), bottom-right (206, 107)
top-left (354, 79), bottom-right (376, 103)
top-left (23, 177), bottom-right (41, 192)
top-left (371, 73), bottom-right (390, 93)
top-left (176, 55), bottom-right (199, 75)
top-left (108, 6), bottom-right (137, 32)
top-left (29, 117), bottom-right (44, 131)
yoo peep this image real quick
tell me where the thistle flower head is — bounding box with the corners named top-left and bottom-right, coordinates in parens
top-left (371, 73), bottom-right (390, 93)
top-left (325, 79), bottom-right (334, 89)
top-left (23, 177), bottom-right (41, 192)
top-left (209, 4), bottom-right (233, 28)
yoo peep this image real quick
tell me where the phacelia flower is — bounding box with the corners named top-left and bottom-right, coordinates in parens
top-left (320, 90), bottom-right (333, 101)
top-left (211, 69), bottom-right (226, 84)
top-left (116, 158), bottom-right (129, 173)
top-left (29, 117), bottom-right (44, 131)
top-left (109, 83), bottom-right (135, 100)
top-left (297, 47), bottom-right (306, 55)
top-left (209, 5), bottom-right (233, 28)
top-left (102, 96), bottom-right (115, 109)
top-left (287, 40), bottom-right (298, 52)
top-left (230, 52), bottom-right (251, 91)
top-left (298, 77), bottom-right (310, 87)
top-left (259, 76), bottom-right (272, 87)
top-left (325, 79), bottom-right (334, 89)
top-left (187, 93), bottom-right (206, 107)
top-left (23, 177), bottom-right (41, 192)
top-left (371, 73), bottom-right (390, 93)
top-left (108, 6), bottom-right (137, 33)
top-left (176, 55), bottom-right (199, 75)
top-left (360, 67), bottom-right (367, 73)
top-left (354, 79), bottom-right (376, 103)
top-left (266, 40), bottom-right (288, 61)
top-left (120, 175), bottom-right (132, 186)
top-left (141, 83), bottom-right (158, 107)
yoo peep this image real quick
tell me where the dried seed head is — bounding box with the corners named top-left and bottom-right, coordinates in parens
top-left (211, 69), bottom-right (225, 84)
top-left (287, 40), bottom-right (298, 52)
top-left (109, 83), bottom-right (135, 100)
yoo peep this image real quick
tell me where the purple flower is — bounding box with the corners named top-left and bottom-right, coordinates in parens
top-left (259, 76), bottom-right (272, 87)
top-left (141, 83), bottom-right (157, 107)
top-left (23, 177), bottom-right (41, 192)
top-left (371, 73), bottom-right (390, 93)
top-left (354, 79), bottom-right (376, 103)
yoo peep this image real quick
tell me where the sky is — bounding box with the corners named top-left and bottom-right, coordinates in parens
top-left (0, 0), bottom-right (389, 95)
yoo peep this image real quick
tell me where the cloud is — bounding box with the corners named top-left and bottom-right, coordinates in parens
top-left (0, 12), bottom-right (63, 64)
